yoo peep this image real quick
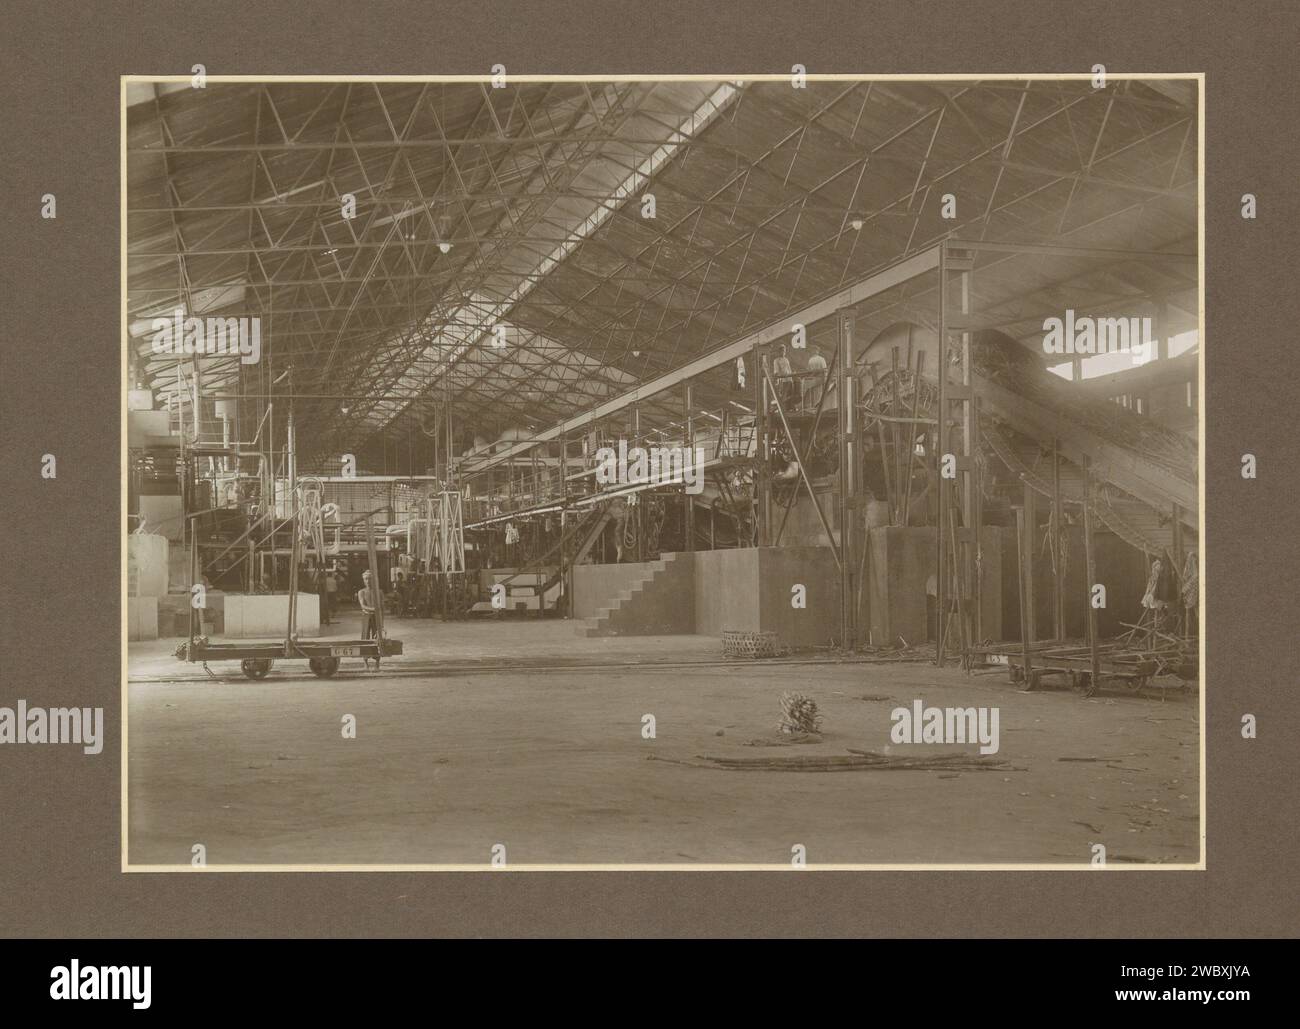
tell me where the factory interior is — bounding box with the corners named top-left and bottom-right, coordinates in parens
top-left (125, 78), bottom-right (1201, 867)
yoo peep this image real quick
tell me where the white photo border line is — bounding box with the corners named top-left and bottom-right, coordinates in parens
top-left (120, 72), bottom-right (1206, 872)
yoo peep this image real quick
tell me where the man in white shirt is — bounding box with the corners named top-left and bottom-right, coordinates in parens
top-left (771, 344), bottom-right (796, 410)
top-left (357, 569), bottom-right (383, 669)
top-left (805, 345), bottom-right (829, 408)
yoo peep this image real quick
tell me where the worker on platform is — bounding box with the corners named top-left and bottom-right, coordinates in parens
top-left (358, 569), bottom-right (382, 670)
top-left (805, 345), bottom-right (828, 409)
top-left (772, 343), bottom-right (797, 410)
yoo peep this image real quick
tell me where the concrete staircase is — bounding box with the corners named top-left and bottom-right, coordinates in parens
top-left (575, 553), bottom-right (695, 636)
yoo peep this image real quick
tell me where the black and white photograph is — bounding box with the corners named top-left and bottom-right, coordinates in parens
top-left (123, 74), bottom-right (1203, 869)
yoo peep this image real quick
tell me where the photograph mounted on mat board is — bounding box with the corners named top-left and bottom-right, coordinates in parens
top-left (121, 72), bottom-right (1204, 870)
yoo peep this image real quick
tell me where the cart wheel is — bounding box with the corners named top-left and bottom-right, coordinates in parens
top-left (308, 656), bottom-right (341, 679)
top-left (241, 658), bottom-right (273, 680)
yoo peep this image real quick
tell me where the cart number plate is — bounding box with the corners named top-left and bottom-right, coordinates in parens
top-left (330, 646), bottom-right (359, 657)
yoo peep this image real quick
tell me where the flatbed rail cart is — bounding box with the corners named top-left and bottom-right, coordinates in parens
top-left (177, 466), bottom-right (403, 679)
top-left (971, 641), bottom-right (1158, 696)
top-left (178, 636), bottom-right (404, 679)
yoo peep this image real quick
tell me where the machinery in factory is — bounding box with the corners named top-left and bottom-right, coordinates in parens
top-left (440, 239), bottom-right (1198, 689)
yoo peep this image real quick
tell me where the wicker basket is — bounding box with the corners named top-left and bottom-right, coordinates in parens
top-left (722, 629), bottom-right (790, 659)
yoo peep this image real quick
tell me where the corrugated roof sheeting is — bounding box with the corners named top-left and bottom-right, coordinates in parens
top-left (126, 78), bottom-right (1197, 465)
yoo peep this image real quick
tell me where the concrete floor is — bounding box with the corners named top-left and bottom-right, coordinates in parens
top-left (127, 617), bottom-right (1200, 867)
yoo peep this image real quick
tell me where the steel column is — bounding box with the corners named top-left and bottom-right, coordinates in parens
top-left (837, 309), bottom-right (857, 649)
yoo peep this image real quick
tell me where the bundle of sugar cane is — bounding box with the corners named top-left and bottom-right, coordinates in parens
top-left (778, 692), bottom-right (822, 735)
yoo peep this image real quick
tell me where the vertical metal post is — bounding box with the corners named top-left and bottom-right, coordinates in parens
top-left (957, 255), bottom-right (974, 662)
top-left (902, 350), bottom-right (925, 527)
top-left (445, 400), bottom-right (454, 486)
top-left (753, 342), bottom-right (769, 547)
top-left (365, 514), bottom-right (384, 640)
top-left (1172, 502), bottom-right (1184, 637)
top-left (971, 395), bottom-right (984, 645)
top-left (287, 414), bottom-right (296, 493)
top-left (1015, 506), bottom-right (1033, 687)
top-left (188, 514), bottom-right (199, 641)
top-left (837, 308), bottom-right (857, 650)
top-left (1082, 458), bottom-right (1101, 689)
top-left (890, 346), bottom-right (902, 524)
top-left (1051, 437), bottom-right (1065, 641)
top-left (1023, 481), bottom-right (1037, 646)
top-left (936, 250), bottom-right (949, 663)
top-left (936, 244), bottom-right (974, 664)
top-left (286, 488), bottom-right (300, 656)
top-left (633, 405), bottom-right (643, 562)
top-left (684, 384), bottom-right (695, 552)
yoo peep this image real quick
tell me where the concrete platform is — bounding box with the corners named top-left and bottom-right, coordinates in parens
top-left (126, 618), bottom-right (1199, 867)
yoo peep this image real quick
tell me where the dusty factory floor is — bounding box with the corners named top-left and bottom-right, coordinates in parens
top-left (126, 618), bottom-right (1200, 867)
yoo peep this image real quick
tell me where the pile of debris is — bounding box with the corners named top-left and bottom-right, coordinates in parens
top-left (1118, 621), bottom-right (1198, 681)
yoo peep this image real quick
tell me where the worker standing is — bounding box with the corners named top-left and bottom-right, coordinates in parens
top-left (772, 343), bottom-right (796, 410)
top-left (805, 345), bottom-right (828, 408)
top-left (358, 569), bottom-right (383, 670)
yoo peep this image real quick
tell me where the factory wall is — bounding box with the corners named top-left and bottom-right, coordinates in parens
top-left (691, 547), bottom-right (841, 646)
top-left (128, 533), bottom-right (170, 598)
top-left (866, 526), bottom-right (1004, 647)
top-left (567, 528), bottom-right (1145, 648)
top-left (693, 549), bottom-right (761, 635)
top-left (756, 546), bottom-right (841, 648)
